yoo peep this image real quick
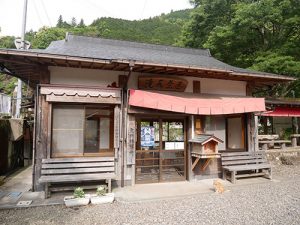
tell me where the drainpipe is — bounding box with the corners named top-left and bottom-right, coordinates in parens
top-left (120, 62), bottom-right (134, 187)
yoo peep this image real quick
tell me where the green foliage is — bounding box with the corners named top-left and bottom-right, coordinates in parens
top-left (71, 17), bottom-right (77, 27)
top-left (90, 14), bottom-right (191, 45)
top-left (25, 9), bottom-right (193, 50)
top-left (31, 27), bottom-right (66, 49)
top-left (57, 15), bottom-right (64, 28)
top-left (251, 52), bottom-right (300, 98)
top-left (0, 36), bottom-right (15, 49)
top-left (0, 36), bottom-right (17, 96)
top-left (0, 75), bottom-right (17, 95)
top-left (73, 187), bottom-right (85, 198)
top-left (181, 0), bottom-right (300, 97)
top-left (179, 0), bottom-right (238, 48)
top-left (96, 185), bottom-right (107, 196)
top-left (282, 127), bottom-right (293, 140)
top-left (78, 19), bottom-right (86, 28)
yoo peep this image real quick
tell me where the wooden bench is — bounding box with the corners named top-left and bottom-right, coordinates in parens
top-left (258, 135), bottom-right (291, 150)
top-left (221, 152), bottom-right (272, 184)
top-left (259, 140), bottom-right (291, 150)
top-left (39, 157), bottom-right (116, 198)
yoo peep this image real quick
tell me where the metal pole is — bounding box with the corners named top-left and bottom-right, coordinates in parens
top-left (15, 0), bottom-right (28, 118)
top-left (21, 0), bottom-right (28, 49)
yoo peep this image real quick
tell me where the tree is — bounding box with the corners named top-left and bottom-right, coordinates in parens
top-left (0, 36), bottom-right (15, 48)
top-left (179, 0), bottom-right (240, 48)
top-left (251, 52), bottom-right (300, 97)
top-left (57, 15), bottom-right (64, 28)
top-left (71, 17), bottom-right (77, 27)
top-left (31, 27), bottom-right (66, 49)
top-left (180, 0), bottom-right (300, 97)
top-left (78, 19), bottom-right (85, 28)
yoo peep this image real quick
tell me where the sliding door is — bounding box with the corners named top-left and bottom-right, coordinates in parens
top-left (135, 118), bottom-right (186, 184)
top-left (226, 115), bottom-right (245, 150)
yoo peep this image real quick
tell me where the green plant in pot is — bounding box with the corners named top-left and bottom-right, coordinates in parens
top-left (91, 185), bottom-right (114, 204)
top-left (96, 185), bottom-right (107, 196)
top-left (64, 187), bottom-right (90, 207)
top-left (74, 187), bottom-right (85, 198)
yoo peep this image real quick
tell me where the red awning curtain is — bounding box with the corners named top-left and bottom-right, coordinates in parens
top-left (260, 107), bottom-right (300, 117)
top-left (129, 89), bottom-right (265, 115)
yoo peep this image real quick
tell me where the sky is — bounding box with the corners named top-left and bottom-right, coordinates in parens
top-left (0, 0), bottom-right (192, 37)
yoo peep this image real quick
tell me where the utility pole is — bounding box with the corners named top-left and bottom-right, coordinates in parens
top-left (15, 0), bottom-right (28, 118)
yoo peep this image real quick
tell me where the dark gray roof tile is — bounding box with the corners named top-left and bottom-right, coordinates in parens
top-left (42, 34), bottom-right (286, 78)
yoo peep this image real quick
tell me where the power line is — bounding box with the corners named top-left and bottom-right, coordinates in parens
top-left (40, 0), bottom-right (52, 27)
top-left (84, 0), bottom-right (116, 18)
top-left (140, 0), bottom-right (148, 20)
top-left (32, 0), bottom-right (44, 28)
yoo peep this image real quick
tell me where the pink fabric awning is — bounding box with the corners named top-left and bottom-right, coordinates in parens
top-left (129, 89), bottom-right (265, 115)
top-left (260, 107), bottom-right (300, 117)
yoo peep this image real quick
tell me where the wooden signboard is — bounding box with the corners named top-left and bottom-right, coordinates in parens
top-left (138, 76), bottom-right (188, 92)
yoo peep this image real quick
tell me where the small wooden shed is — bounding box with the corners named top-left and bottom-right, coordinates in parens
top-left (189, 134), bottom-right (223, 175)
top-left (189, 134), bottom-right (223, 158)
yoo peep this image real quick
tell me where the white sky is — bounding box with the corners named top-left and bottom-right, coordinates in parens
top-left (0, 0), bottom-right (192, 37)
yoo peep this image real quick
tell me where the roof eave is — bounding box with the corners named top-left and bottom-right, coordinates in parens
top-left (0, 49), bottom-right (296, 83)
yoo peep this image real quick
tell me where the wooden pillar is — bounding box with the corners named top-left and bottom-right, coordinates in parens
top-left (126, 114), bottom-right (136, 186)
top-left (187, 116), bottom-right (193, 181)
top-left (113, 105), bottom-right (121, 184)
top-left (33, 69), bottom-right (50, 192)
top-left (254, 115), bottom-right (259, 152)
top-left (292, 117), bottom-right (299, 147)
top-left (271, 117), bottom-right (274, 134)
top-left (262, 116), bottom-right (268, 134)
top-left (247, 113), bottom-right (253, 152)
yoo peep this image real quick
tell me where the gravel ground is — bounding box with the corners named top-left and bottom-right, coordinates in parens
top-left (0, 163), bottom-right (300, 225)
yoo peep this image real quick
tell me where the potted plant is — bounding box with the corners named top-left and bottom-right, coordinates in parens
top-left (64, 187), bottom-right (90, 207)
top-left (90, 185), bottom-right (114, 204)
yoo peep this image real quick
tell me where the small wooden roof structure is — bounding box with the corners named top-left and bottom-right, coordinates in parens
top-left (0, 34), bottom-right (296, 88)
top-left (189, 134), bottom-right (223, 145)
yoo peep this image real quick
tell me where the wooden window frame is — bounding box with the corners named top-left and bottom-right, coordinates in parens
top-left (50, 103), bottom-right (115, 158)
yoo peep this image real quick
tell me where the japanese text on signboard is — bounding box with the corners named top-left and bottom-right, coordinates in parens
top-left (138, 76), bottom-right (187, 92)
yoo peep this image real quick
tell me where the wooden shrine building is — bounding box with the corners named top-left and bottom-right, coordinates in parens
top-left (0, 34), bottom-right (296, 193)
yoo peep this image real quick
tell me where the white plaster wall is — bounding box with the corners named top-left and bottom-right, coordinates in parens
top-left (49, 67), bottom-right (246, 96)
top-left (199, 78), bottom-right (246, 96)
top-left (128, 73), bottom-right (246, 96)
top-left (49, 66), bottom-right (121, 86)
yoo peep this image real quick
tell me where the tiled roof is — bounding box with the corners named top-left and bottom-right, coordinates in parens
top-left (42, 34), bottom-right (283, 78)
top-left (189, 134), bottom-right (223, 144)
